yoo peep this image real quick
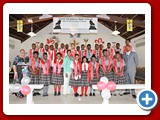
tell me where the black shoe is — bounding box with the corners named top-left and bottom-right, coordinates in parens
top-left (119, 93), bottom-right (123, 96)
top-left (58, 92), bottom-right (60, 96)
top-left (132, 95), bottom-right (137, 99)
top-left (36, 92), bottom-right (41, 95)
top-left (54, 92), bottom-right (57, 96)
top-left (33, 92), bottom-right (37, 96)
top-left (74, 93), bottom-right (79, 97)
top-left (113, 94), bottom-right (117, 96)
top-left (123, 92), bottom-right (130, 95)
top-left (89, 93), bottom-right (92, 96)
top-left (46, 94), bottom-right (48, 96)
top-left (93, 93), bottom-right (95, 96)
top-left (43, 94), bottom-right (47, 97)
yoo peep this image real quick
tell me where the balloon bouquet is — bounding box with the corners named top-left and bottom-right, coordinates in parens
top-left (97, 77), bottom-right (116, 104)
top-left (10, 76), bottom-right (31, 97)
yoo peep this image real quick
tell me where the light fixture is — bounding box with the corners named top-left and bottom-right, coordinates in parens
top-left (28, 18), bottom-right (33, 23)
top-left (96, 14), bottom-right (110, 20)
top-left (111, 21), bottom-right (120, 36)
top-left (39, 14), bottom-right (53, 19)
top-left (27, 22), bottom-right (36, 37)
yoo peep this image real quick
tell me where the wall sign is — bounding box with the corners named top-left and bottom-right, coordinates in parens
top-left (53, 17), bottom-right (98, 33)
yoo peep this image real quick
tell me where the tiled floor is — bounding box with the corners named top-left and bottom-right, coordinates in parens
top-left (9, 85), bottom-right (138, 104)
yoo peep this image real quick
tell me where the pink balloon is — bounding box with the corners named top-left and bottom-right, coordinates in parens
top-left (106, 82), bottom-right (116, 91)
top-left (21, 86), bottom-right (31, 95)
top-left (97, 81), bottom-right (106, 90)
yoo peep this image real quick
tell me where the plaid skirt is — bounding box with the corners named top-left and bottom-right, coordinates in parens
top-left (100, 67), bottom-right (113, 81)
top-left (113, 69), bottom-right (126, 84)
top-left (81, 71), bottom-right (89, 86)
top-left (40, 72), bottom-right (51, 85)
top-left (30, 73), bottom-right (39, 84)
top-left (69, 76), bottom-right (82, 86)
top-left (51, 68), bottom-right (64, 85)
top-left (90, 70), bottom-right (99, 85)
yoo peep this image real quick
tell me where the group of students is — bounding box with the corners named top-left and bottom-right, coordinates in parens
top-left (12, 39), bottom-right (138, 99)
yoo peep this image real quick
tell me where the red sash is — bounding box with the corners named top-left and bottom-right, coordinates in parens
top-left (113, 58), bottom-right (124, 76)
top-left (53, 59), bottom-right (63, 76)
top-left (38, 48), bottom-right (45, 54)
top-left (59, 49), bottom-right (66, 58)
top-left (29, 49), bottom-right (33, 59)
top-left (73, 60), bottom-right (82, 77)
top-left (71, 49), bottom-right (76, 59)
top-left (88, 62), bottom-right (99, 82)
top-left (41, 59), bottom-right (50, 75)
top-left (31, 58), bottom-right (40, 72)
top-left (93, 49), bottom-right (102, 58)
top-left (123, 46), bottom-right (132, 54)
top-left (81, 50), bottom-right (87, 57)
top-left (101, 56), bottom-right (112, 71)
top-left (106, 48), bottom-right (114, 58)
top-left (48, 49), bottom-right (56, 61)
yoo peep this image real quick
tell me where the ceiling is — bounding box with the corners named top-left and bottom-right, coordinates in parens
top-left (9, 14), bottom-right (145, 42)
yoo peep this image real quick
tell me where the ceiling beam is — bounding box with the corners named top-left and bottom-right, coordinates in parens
top-left (9, 14), bottom-right (96, 28)
top-left (99, 14), bottom-right (145, 28)
top-left (127, 29), bottom-right (145, 39)
top-left (9, 33), bottom-right (24, 41)
top-left (11, 27), bottom-right (28, 36)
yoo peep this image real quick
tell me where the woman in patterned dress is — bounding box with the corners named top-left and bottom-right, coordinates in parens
top-left (69, 54), bottom-right (82, 97)
top-left (113, 51), bottom-right (126, 96)
top-left (80, 56), bottom-right (89, 96)
top-left (51, 52), bottom-right (64, 96)
top-left (39, 53), bottom-right (51, 97)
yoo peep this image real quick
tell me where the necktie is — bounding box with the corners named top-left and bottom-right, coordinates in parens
top-left (84, 63), bottom-right (86, 71)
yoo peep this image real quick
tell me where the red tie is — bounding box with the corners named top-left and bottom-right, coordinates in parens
top-left (84, 63), bottom-right (86, 71)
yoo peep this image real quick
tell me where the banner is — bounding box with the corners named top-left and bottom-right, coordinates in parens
top-left (53, 17), bottom-right (97, 33)
top-left (17, 20), bottom-right (23, 32)
top-left (127, 19), bottom-right (133, 31)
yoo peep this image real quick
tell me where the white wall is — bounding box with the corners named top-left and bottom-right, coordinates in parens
top-left (131, 34), bottom-right (145, 67)
top-left (9, 37), bottom-right (21, 64)
top-left (21, 22), bottom-right (126, 52)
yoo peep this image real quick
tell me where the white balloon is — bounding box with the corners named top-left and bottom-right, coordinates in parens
top-left (100, 77), bottom-right (108, 84)
top-left (21, 76), bottom-right (31, 85)
top-left (10, 84), bottom-right (22, 93)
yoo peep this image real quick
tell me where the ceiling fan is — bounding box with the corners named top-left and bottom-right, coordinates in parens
top-left (27, 19), bottom-right (36, 37)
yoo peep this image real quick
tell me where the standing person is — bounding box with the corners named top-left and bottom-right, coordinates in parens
top-left (64, 44), bottom-right (69, 56)
top-left (93, 44), bottom-right (102, 62)
top-left (113, 52), bottom-right (126, 96)
top-left (12, 49), bottom-right (29, 98)
top-left (49, 45), bottom-right (56, 61)
top-left (88, 55), bottom-right (100, 96)
top-left (99, 49), bottom-right (113, 81)
top-left (106, 43), bottom-right (115, 59)
top-left (39, 53), bottom-right (51, 97)
top-left (28, 43), bottom-right (37, 59)
top-left (51, 52), bottom-right (64, 96)
top-left (80, 56), bottom-right (89, 96)
top-left (29, 51), bottom-right (41, 96)
top-left (81, 44), bottom-right (87, 58)
top-left (59, 43), bottom-right (66, 59)
top-left (70, 43), bottom-right (76, 59)
top-left (55, 43), bottom-right (59, 53)
top-left (122, 39), bottom-right (136, 54)
top-left (114, 43), bottom-right (122, 53)
top-left (76, 46), bottom-right (82, 61)
top-left (38, 43), bottom-right (45, 59)
top-left (69, 54), bottom-right (82, 97)
top-left (123, 45), bottom-right (138, 98)
top-left (86, 44), bottom-right (93, 62)
top-left (63, 50), bottom-right (74, 95)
